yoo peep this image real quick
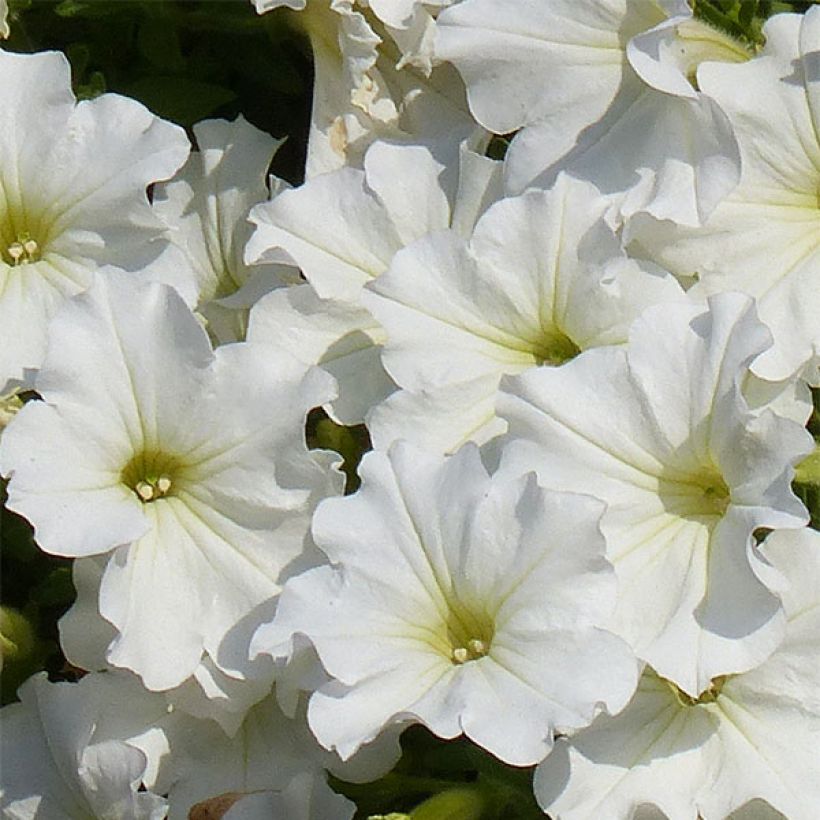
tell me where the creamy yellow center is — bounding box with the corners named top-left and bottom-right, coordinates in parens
top-left (658, 466), bottom-right (731, 521)
top-left (533, 327), bottom-right (582, 367)
top-left (445, 604), bottom-right (495, 666)
top-left (666, 674), bottom-right (730, 706)
top-left (121, 450), bottom-right (183, 503)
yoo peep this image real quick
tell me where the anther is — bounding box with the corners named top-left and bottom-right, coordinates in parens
top-left (467, 639), bottom-right (487, 657)
top-left (135, 481), bottom-right (155, 501)
top-left (452, 647), bottom-right (469, 665)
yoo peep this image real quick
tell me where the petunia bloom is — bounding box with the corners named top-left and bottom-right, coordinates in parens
top-left (497, 293), bottom-right (812, 695)
top-left (0, 47), bottom-right (189, 389)
top-left (253, 442), bottom-right (639, 765)
top-left (534, 526), bottom-right (820, 820)
top-left (0, 274), bottom-right (340, 693)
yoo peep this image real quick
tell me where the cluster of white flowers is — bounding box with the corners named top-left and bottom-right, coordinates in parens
top-left (1, 1), bottom-right (819, 818)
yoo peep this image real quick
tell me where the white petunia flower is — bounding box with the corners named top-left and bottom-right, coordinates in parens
top-left (0, 273), bottom-right (340, 692)
top-left (364, 174), bottom-right (684, 452)
top-left (435, 0), bottom-right (745, 225)
top-left (251, 0), bottom-right (477, 177)
top-left (223, 773), bottom-right (354, 820)
top-left (0, 48), bottom-right (189, 388)
top-left (246, 138), bottom-right (503, 423)
top-left (0, 673), bottom-right (167, 820)
top-left (366, 0), bottom-right (455, 74)
top-left (247, 285), bottom-right (393, 426)
top-left (534, 526), bottom-right (820, 820)
top-left (248, 138), bottom-right (501, 302)
top-left (253, 442), bottom-right (639, 765)
top-left (58, 554), bottom-right (277, 737)
top-left (0, 1), bottom-right (8, 38)
top-left (153, 116), bottom-right (296, 345)
top-left (497, 293), bottom-right (812, 696)
top-left (629, 8), bottom-right (820, 381)
top-left (155, 688), bottom-right (398, 820)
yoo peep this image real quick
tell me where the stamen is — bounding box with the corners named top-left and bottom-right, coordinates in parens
top-left (135, 481), bottom-right (155, 502)
top-left (467, 639), bottom-right (487, 656)
top-left (5, 236), bottom-right (41, 265)
top-left (452, 647), bottom-right (470, 665)
top-left (133, 474), bottom-right (173, 503)
top-left (451, 638), bottom-right (489, 665)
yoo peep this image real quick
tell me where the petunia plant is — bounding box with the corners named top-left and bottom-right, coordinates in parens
top-left (1, 1), bottom-right (819, 819)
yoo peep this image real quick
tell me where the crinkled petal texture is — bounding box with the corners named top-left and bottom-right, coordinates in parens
top-left (534, 526), bottom-right (820, 820)
top-left (629, 9), bottom-right (820, 380)
top-left (0, 673), bottom-right (167, 820)
top-left (365, 174), bottom-right (684, 451)
top-left (160, 695), bottom-right (331, 820)
top-left (0, 48), bottom-right (189, 386)
top-left (435, 0), bottom-right (741, 225)
top-left (158, 689), bottom-right (396, 820)
top-left (248, 140), bottom-right (464, 301)
top-left (254, 442), bottom-right (639, 766)
top-left (267, 0), bottom-right (476, 178)
top-left (247, 138), bottom-right (502, 301)
top-left (247, 283), bottom-right (394, 426)
top-left (0, 273), bottom-right (339, 691)
top-left (223, 773), bottom-right (354, 820)
top-left (245, 139), bottom-right (502, 423)
top-left (153, 116), bottom-right (292, 344)
top-left (497, 293), bottom-right (812, 696)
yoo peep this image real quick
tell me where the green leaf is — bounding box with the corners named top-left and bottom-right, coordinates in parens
top-left (311, 416), bottom-right (370, 493)
top-left (408, 787), bottom-right (486, 820)
top-left (795, 443), bottom-right (820, 530)
top-left (137, 16), bottom-right (186, 72)
top-left (31, 566), bottom-right (76, 608)
top-left (76, 70), bottom-right (106, 100)
top-left (54, 0), bottom-right (131, 19)
top-left (123, 76), bottom-right (236, 125)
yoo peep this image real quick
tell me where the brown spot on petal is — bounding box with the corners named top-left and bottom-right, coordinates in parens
top-left (188, 792), bottom-right (244, 820)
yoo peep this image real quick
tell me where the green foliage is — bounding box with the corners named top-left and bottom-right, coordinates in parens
top-left (0, 481), bottom-right (76, 704)
top-left (332, 727), bottom-right (543, 820)
top-left (794, 388), bottom-right (820, 530)
top-left (3, 0), bottom-right (313, 183)
top-left (693, 0), bottom-right (819, 47)
top-left (308, 410), bottom-right (372, 494)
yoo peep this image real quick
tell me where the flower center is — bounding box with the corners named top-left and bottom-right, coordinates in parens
top-left (666, 674), bottom-right (730, 707)
top-left (3, 233), bottom-right (41, 266)
top-left (658, 466), bottom-right (731, 521)
top-left (533, 327), bottom-right (581, 367)
top-left (121, 450), bottom-right (183, 503)
top-left (445, 604), bottom-right (494, 666)
top-left (673, 19), bottom-right (753, 91)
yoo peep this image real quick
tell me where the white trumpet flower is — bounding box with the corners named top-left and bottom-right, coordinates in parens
top-left (253, 442), bottom-right (639, 765)
top-left (497, 294), bottom-right (812, 695)
top-left (0, 274), bottom-right (340, 692)
top-left (0, 47), bottom-right (189, 389)
top-left (534, 527), bottom-right (820, 820)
